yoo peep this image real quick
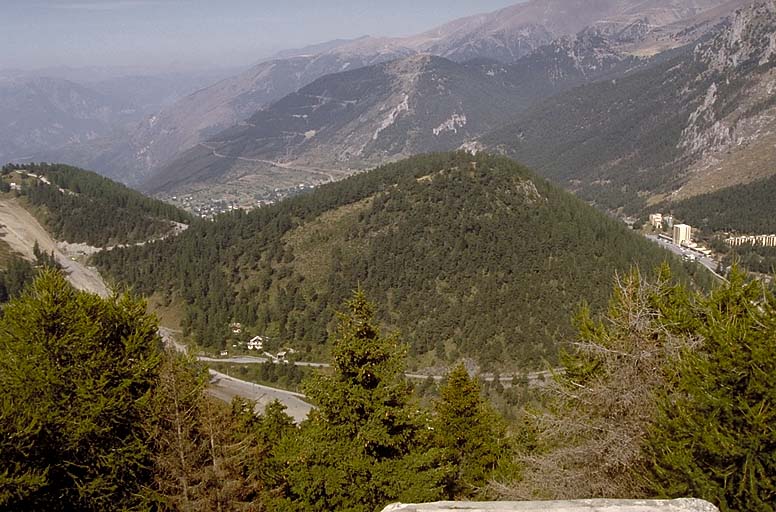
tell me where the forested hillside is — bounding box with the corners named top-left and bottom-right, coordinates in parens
top-left (4, 264), bottom-right (773, 511)
top-left (668, 172), bottom-right (776, 235)
top-left (483, 50), bottom-right (696, 210)
top-left (96, 152), bottom-right (708, 370)
top-left (1, 163), bottom-right (191, 246)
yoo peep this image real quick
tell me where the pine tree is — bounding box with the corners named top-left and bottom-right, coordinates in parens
top-left (278, 291), bottom-right (448, 511)
top-left (0, 270), bottom-right (162, 510)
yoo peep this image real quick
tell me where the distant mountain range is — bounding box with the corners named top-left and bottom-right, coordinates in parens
top-left (484, 0), bottom-right (776, 211)
top-left (0, 66), bottom-right (236, 182)
top-left (0, 77), bottom-right (135, 164)
top-left (144, 35), bottom-right (642, 195)
top-left (135, 0), bottom-right (744, 200)
top-left (138, 0), bottom-right (728, 182)
top-left (7, 0), bottom-right (766, 215)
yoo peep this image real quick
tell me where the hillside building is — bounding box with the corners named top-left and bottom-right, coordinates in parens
top-left (649, 213), bottom-right (663, 229)
top-left (725, 234), bottom-right (776, 247)
top-left (673, 224), bottom-right (692, 246)
top-left (247, 336), bottom-right (264, 350)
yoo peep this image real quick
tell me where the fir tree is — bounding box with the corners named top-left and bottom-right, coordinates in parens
top-left (278, 291), bottom-right (448, 511)
top-left (0, 270), bottom-right (162, 510)
top-left (434, 364), bottom-right (508, 498)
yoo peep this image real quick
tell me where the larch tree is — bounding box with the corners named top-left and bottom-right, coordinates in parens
top-left (509, 266), bottom-right (695, 500)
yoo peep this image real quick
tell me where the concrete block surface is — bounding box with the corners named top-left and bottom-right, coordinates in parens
top-left (382, 499), bottom-right (719, 512)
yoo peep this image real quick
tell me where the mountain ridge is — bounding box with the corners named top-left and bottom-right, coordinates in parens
top-left (144, 34), bottom-right (647, 199)
top-left (480, 0), bottom-right (776, 211)
top-left (0, 76), bottom-right (137, 164)
top-left (34, 0), bottom-right (741, 188)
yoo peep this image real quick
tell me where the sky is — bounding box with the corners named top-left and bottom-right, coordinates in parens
top-left (1, 0), bottom-right (522, 71)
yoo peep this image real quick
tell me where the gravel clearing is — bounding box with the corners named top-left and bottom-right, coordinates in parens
top-left (0, 198), bottom-right (109, 296)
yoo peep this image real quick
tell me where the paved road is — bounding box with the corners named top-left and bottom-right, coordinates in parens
top-left (198, 354), bottom-right (329, 368)
top-left (159, 329), bottom-right (314, 422)
top-left (405, 369), bottom-right (557, 385)
top-left (208, 370), bottom-right (312, 423)
top-left (645, 235), bottom-right (726, 280)
top-left (201, 352), bottom-right (558, 387)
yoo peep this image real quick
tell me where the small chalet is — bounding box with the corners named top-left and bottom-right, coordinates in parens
top-left (247, 336), bottom-right (264, 350)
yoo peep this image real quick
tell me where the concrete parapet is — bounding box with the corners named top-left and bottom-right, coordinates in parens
top-left (382, 499), bottom-right (719, 512)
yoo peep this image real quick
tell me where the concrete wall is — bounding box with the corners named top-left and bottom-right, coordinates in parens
top-left (382, 498), bottom-right (719, 512)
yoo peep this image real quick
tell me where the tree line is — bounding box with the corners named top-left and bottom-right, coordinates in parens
top-left (668, 172), bottom-right (776, 235)
top-left (1, 163), bottom-right (191, 247)
top-left (1, 266), bottom-right (773, 511)
top-left (0, 272), bottom-right (509, 511)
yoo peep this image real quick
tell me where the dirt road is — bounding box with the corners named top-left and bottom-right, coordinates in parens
top-left (199, 142), bottom-right (340, 182)
top-left (0, 198), bottom-right (109, 296)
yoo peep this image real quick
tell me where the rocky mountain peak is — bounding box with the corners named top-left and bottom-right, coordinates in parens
top-left (386, 54), bottom-right (437, 75)
top-left (695, 0), bottom-right (776, 72)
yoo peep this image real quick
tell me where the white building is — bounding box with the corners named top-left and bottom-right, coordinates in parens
top-left (725, 234), bottom-right (776, 247)
top-left (247, 336), bottom-right (264, 351)
top-left (673, 224), bottom-right (692, 246)
top-left (649, 213), bottom-right (663, 230)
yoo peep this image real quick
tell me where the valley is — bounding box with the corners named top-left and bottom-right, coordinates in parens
top-left (6, 0), bottom-right (749, 206)
top-left (123, 0), bottom-right (776, 223)
top-left (3, 1), bottom-right (776, 510)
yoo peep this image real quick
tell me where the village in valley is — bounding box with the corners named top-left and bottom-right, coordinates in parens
top-left (639, 211), bottom-right (776, 282)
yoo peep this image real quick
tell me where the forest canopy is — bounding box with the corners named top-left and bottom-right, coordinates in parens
top-left (1, 163), bottom-right (191, 246)
top-left (95, 152), bottom-right (711, 370)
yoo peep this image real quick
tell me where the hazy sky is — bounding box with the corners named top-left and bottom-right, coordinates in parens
top-left (1, 0), bottom-right (522, 71)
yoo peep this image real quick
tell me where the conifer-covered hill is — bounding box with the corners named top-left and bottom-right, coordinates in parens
top-left (96, 153), bottom-right (708, 370)
top-left (1, 163), bottom-right (191, 247)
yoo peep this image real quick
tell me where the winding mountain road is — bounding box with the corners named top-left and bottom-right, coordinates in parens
top-left (159, 329), bottom-right (314, 423)
top-left (199, 353), bottom-right (557, 386)
top-left (0, 201), bottom-right (312, 421)
top-left (198, 142), bottom-right (340, 182)
top-left (207, 371), bottom-right (312, 423)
